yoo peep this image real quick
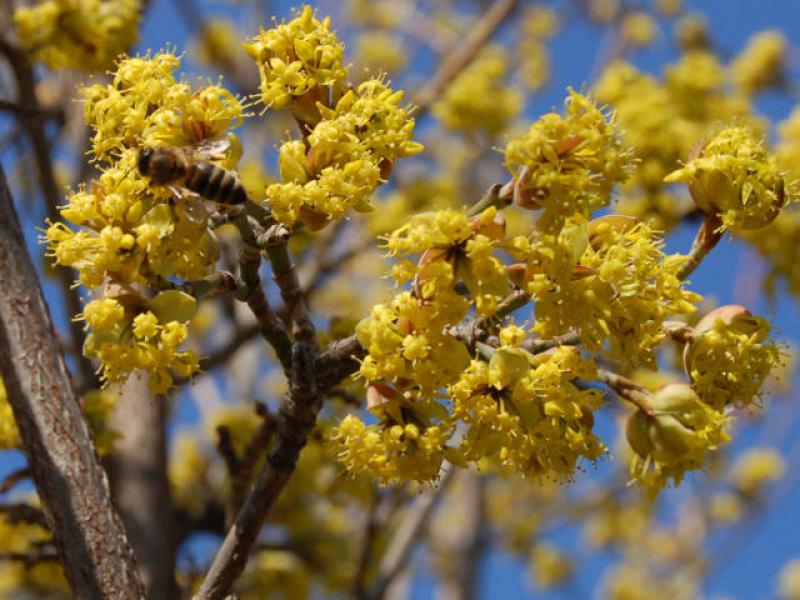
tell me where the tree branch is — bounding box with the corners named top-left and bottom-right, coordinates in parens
top-left (107, 375), bottom-right (179, 600)
top-left (194, 232), bottom-right (322, 598)
top-left (0, 165), bottom-right (145, 598)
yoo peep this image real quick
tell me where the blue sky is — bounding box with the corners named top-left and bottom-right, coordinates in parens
top-left (5, 0), bottom-right (800, 597)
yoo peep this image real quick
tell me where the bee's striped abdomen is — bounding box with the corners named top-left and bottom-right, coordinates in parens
top-left (185, 161), bottom-right (246, 206)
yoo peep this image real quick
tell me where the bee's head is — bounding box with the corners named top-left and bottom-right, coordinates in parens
top-left (137, 147), bottom-right (154, 176)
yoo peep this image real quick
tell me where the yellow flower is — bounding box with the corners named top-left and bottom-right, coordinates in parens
top-left (504, 89), bottom-right (636, 231)
top-left (0, 511), bottom-right (69, 594)
top-left (728, 447), bottom-right (785, 496)
top-left (267, 78), bottom-right (421, 226)
top-left (451, 346), bottom-right (605, 478)
top-left (330, 414), bottom-right (450, 484)
top-left (529, 543), bottom-right (572, 589)
top-left (655, 0), bottom-right (683, 17)
top-left (708, 492), bottom-right (743, 523)
top-left (14, 0), bottom-right (140, 70)
top-left (684, 305), bottom-right (782, 410)
top-left (731, 30), bottom-right (787, 96)
top-left (353, 32), bottom-right (407, 77)
top-left (527, 216), bottom-right (700, 366)
top-left (434, 46), bottom-right (522, 136)
top-left (244, 5), bottom-right (347, 111)
top-left (665, 127), bottom-right (791, 231)
top-left (82, 298), bottom-right (126, 330)
top-left (520, 6), bottom-right (560, 40)
top-left (620, 12), bottom-right (659, 48)
top-left (626, 384), bottom-right (729, 496)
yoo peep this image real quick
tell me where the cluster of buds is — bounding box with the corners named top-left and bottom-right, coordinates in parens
top-left (626, 303), bottom-right (781, 494)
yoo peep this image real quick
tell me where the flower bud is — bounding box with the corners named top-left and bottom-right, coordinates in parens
top-left (626, 384), bottom-right (720, 468)
top-left (664, 127), bottom-right (789, 231)
top-left (683, 305), bottom-right (778, 410)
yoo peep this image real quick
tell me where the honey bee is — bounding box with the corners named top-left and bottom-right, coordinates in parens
top-left (136, 139), bottom-right (248, 211)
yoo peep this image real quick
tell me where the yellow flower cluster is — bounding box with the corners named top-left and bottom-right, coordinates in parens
top-left (46, 52), bottom-right (242, 286)
top-left (779, 559), bottom-right (800, 600)
top-left (355, 237), bottom-right (472, 389)
top-left (728, 447), bottom-right (785, 497)
top-left (529, 543), bottom-right (572, 589)
top-left (626, 384), bottom-right (729, 496)
top-left (665, 127), bottom-right (790, 231)
top-left (594, 55), bottom-right (754, 228)
top-left (434, 46), bottom-right (522, 136)
top-left (620, 11), bottom-right (659, 49)
top-left (193, 19), bottom-right (244, 72)
top-left (244, 5), bottom-right (348, 112)
top-left (521, 216), bottom-right (699, 366)
top-left (517, 6), bottom-right (560, 92)
top-left (0, 514), bottom-right (68, 596)
top-left (333, 209), bottom-right (517, 483)
top-left (0, 379), bottom-right (20, 450)
top-left (730, 30), bottom-right (787, 96)
top-left (602, 562), bottom-right (699, 600)
top-left (386, 207), bottom-right (510, 315)
top-left (81, 293), bottom-right (199, 393)
top-left (683, 305), bottom-right (781, 411)
top-left (267, 78), bottom-right (422, 227)
top-left (504, 90), bottom-right (636, 232)
top-left (450, 345), bottom-right (605, 478)
top-left (13, 0), bottom-right (140, 70)
top-left (44, 52), bottom-right (244, 390)
top-left (331, 412), bottom-right (451, 484)
top-left (743, 208), bottom-right (800, 301)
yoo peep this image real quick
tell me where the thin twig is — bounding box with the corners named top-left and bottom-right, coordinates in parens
top-left (230, 403), bottom-right (276, 517)
top-left (235, 216), bottom-right (293, 373)
top-left (520, 331), bottom-right (581, 354)
top-left (0, 467), bottom-right (30, 494)
top-left (596, 369), bottom-right (653, 414)
top-left (412, 0), bottom-right (520, 114)
top-left (0, 502), bottom-right (49, 529)
top-left (366, 469), bottom-right (455, 600)
top-left (195, 230), bottom-right (322, 599)
top-left (0, 99), bottom-right (64, 121)
top-left (352, 489), bottom-right (383, 600)
top-left (677, 213), bottom-right (724, 281)
top-left (0, 548), bottom-right (60, 566)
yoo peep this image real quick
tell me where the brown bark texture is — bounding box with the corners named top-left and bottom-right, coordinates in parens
top-left (107, 375), bottom-right (179, 599)
top-left (0, 165), bottom-right (146, 599)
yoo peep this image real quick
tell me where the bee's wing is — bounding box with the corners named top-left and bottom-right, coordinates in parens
top-left (169, 185), bottom-right (214, 225)
top-left (189, 138), bottom-right (232, 161)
